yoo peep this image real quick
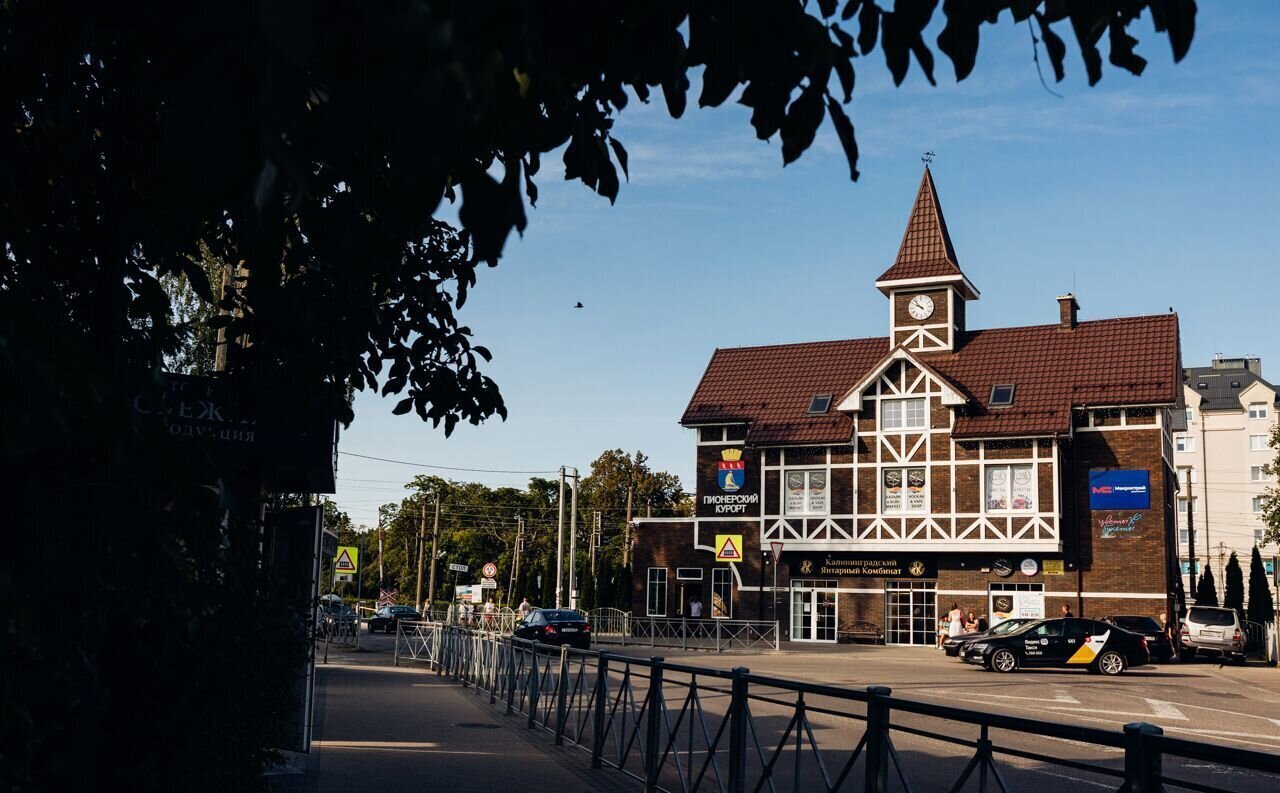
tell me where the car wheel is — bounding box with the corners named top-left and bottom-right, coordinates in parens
top-left (990, 649), bottom-right (1019, 673)
top-left (1097, 651), bottom-right (1126, 676)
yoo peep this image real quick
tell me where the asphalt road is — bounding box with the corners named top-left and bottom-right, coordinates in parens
top-left (349, 628), bottom-right (1280, 792)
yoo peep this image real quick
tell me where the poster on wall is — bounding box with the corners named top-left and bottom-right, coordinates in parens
top-left (1088, 469), bottom-right (1150, 510)
top-left (808, 472), bottom-right (828, 513)
top-left (1010, 466), bottom-right (1034, 510)
top-left (986, 468), bottom-right (1009, 511)
top-left (786, 472), bottom-right (806, 514)
top-left (906, 469), bottom-right (926, 512)
top-left (883, 470), bottom-right (903, 512)
top-left (989, 590), bottom-right (1045, 625)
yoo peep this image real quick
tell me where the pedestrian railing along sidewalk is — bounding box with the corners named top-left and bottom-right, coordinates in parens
top-left (398, 622), bottom-right (1280, 793)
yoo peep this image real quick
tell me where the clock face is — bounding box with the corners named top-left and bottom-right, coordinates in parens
top-left (907, 294), bottom-right (935, 320)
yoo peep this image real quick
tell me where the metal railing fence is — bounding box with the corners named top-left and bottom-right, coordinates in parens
top-left (400, 623), bottom-right (1280, 793)
top-left (589, 615), bottom-right (780, 652)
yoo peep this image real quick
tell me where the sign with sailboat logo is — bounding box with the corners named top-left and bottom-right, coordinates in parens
top-left (717, 448), bottom-right (745, 492)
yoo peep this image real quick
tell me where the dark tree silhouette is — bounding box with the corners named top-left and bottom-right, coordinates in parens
top-left (1194, 566), bottom-right (1219, 607)
top-left (1223, 551), bottom-right (1245, 620)
top-left (1248, 546), bottom-right (1275, 624)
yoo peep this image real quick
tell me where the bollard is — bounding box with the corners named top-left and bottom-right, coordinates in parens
top-left (555, 644), bottom-right (571, 745)
top-left (591, 652), bottom-right (610, 769)
top-left (643, 658), bottom-right (666, 792)
top-left (863, 685), bottom-right (892, 793)
top-left (727, 667), bottom-right (750, 793)
top-left (1123, 722), bottom-right (1164, 793)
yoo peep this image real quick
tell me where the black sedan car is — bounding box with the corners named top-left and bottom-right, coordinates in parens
top-left (943, 617), bottom-right (1039, 657)
top-left (1103, 615), bottom-right (1173, 662)
top-left (513, 609), bottom-right (591, 649)
top-left (961, 618), bottom-right (1149, 675)
top-left (368, 604), bottom-right (422, 634)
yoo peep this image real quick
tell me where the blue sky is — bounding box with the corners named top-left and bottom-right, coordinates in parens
top-left (332, 5), bottom-right (1280, 526)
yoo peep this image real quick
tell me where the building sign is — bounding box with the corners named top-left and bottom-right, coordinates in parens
top-left (1020, 558), bottom-right (1039, 576)
top-left (717, 448), bottom-right (746, 492)
top-left (1042, 560), bottom-right (1065, 576)
top-left (989, 590), bottom-right (1045, 625)
top-left (882, 468), bottom-right (926, 512)
top-left (986, 465), bottom-right (1035, 511)
top-left (992, 559), bottom-right (1014, 577)
top-left (1096, 512), bottom-right (1144, 539)
top-left (715, 534), bottom-right (743, 562)
top-left (1088, 469), bottom-right (1150, 510)
top-left (702, 493), bottom-right (759, 514)
top-left (790, 555), bottom-right (935, 578)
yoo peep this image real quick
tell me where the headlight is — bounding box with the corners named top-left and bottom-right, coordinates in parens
top-left (969, 642), bottom-right (989, 651)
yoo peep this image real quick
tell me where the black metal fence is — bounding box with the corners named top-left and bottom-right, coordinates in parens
top-left (414, 623), bottom-right (1280, 793)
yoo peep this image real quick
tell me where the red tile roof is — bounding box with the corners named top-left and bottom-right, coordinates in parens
top-left (680, 314), bottom-right (1181, 443)
top-left (876, 166), bottom-right (964, 284)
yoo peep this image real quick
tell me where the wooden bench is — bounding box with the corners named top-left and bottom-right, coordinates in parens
top-left (838, 621), bottom-right (884, 644)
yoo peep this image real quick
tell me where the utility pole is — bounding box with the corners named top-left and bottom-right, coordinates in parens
top-left (426, 491), bottom-right (440, 613)
top-left (415, 499), bottom-right (426, 611)
top-left (623, 486), bottom-right (633, 569)
top-left (508, 515), bottom-right (524, 606)
top-left (1185, 467), bottom-right (1197, 602)
top-left (591, 511), bottom-right (602, 577)
top-left (377, 513), bottom-right (385, 586)
top-left (569, 467), bottom-right (579, 610)
top-left (556, 467), bottom-right (566, 609)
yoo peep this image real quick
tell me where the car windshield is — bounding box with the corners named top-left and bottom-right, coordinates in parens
top-left (539, 610), bottom-right (582, 622)
top-left (1112, 616), bottom-right (1160, 632)
top-left (1188, 607), bottom-right (1236, 627)
top-left (991, 619), bottom-right (1033, 635)
top-left (391, 606), bottom-right (416, 614)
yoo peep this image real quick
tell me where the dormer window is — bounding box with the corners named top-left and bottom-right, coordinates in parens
top-left (807, 394), bottom-right (832, 414)
top-left (1197, 382), bottom-right (1208, 389)
top-left (1230, 381), bottom-right (1241, 388)
top-left (989, 384), bottom-right (1016, 407)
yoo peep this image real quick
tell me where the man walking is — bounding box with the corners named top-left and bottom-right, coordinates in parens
top-left (689, 597), bottom-right (703, 619)
top-left (518, 597), bottom-right (532, 618)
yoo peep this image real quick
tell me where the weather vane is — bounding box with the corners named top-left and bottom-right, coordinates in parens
top-left (921, 150), bottom-right (935, 165)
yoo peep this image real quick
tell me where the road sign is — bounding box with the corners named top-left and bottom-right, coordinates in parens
top-left (482, 562), bottom-right (498, 578)
top-left (336, 574), bottom-right (353, 583)
top-left (448, 563), bottom-right (468, 573)
top-left (715, 534), bottom-right (743, 562)
top-left (377, 588), bottom-right (397, 607)
top-left (334, 546), bottom-right (359, 573)
top-left (769, 541), bottom-right (784, 559)
top-left (481, 578), bottom-right (497, 589)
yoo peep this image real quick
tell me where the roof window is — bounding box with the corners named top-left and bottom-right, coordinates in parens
top-left (1231, 381), bottom-right (1241, 388)
top-left (807, 394), bottom-right (832, 414)
top-left (1197, 382), bottom-right (1208, 389)
top-left (989, 384), bottom-right (1016, 406)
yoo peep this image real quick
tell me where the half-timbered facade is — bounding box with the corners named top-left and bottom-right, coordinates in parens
top-left (633, 167), bottom-right (1184, 645)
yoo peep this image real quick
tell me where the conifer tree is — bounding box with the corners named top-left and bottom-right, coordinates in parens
top-left (1247, 546), bottom-right (1275, 623)
top-left (1224, 552), bottom-right (1245, 619)
top-left (1194, 566), bottom-right (1219, 607)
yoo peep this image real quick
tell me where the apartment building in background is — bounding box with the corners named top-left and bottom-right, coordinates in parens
top-left (1173, 356), bottom-right (1279, 593)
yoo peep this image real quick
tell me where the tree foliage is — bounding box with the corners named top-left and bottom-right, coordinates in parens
top-left (1247, 546), bottom-right (1275, 624)
top-left (1193, 566), bottom-right (1218, 607)
top-left (1223, 551), bottom-right (1244, 620)
top-left (1260, 423), bottom-right (1280, 546)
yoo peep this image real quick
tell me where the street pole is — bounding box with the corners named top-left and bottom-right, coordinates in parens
top-left (569, 468), bottom-right (579, 610)
top-left (591, 511), bottom-right (601, 577)
top-left (415, 499), bottom-right (426, 612)
top-left (1185, 467), bottom-right (1197, 604)
top-left (377, 513), bottom-right (385, 586)
top-left (556, 467), bottom-right (566, 609)
top-left (623, 486), bottom-right (633, 569)
top-left (427, 492), bottom-right (440, 614)
top-left (508, 516), bottom-right (523, 607)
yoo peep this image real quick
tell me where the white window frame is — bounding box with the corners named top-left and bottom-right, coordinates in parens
top-left (646, 568), bottom-right (668, 616)
top-left (1178, 466), bottom-right (1198, 484)
top-left (1253, 496), bottom-right (1264, 514)
top-left (1177, 498), bottom-right (1189, 514)
top-left (783, 468), bottom-right (829, 516)
top-left (675, 568), bottom-right (703, 581)
top-left (1250, 435), bottom-right (1268, 451)
top-left (983, 463), bottom-right (1036, 513)
top-left (1248, 402), bottom-right (1269, 420)
top-left (1255, 529), bottom-right (1266, 546)
top-left (711, 568), bottom-right (733, 619)
top-left (881, 467), bottom-right (927, 514)
top-left (1179, 528), bottom-right (1189, 546)
top-left (881, 397), bottom-right (927, 431)
top-left (1251, 466), bottom-right (1266, 482)
top-left (1175, 435), bottom-right (1194, 453)
top-left (1184, 407), bottom-right (1194, 424)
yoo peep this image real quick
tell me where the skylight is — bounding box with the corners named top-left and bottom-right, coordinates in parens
top-left (989, 384), bottom-right (1016, 406)
top-left (807, 394), bottom-right (832, 414)
top-left (1197, 382), bottom-right (1208, 389)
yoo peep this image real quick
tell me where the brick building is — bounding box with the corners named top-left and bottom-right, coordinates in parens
top-left (632, 167), bottom-right (1185, 645)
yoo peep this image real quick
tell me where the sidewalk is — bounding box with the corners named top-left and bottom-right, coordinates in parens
top-left (304, 657), bottom-right (635, 793)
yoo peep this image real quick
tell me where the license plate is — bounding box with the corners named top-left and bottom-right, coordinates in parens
top-left (958, 647), bottom-right (966, 657)
top-left (1202, 629), bottom-right (1223, 639)
top-left (560, 627), bottom-right (578, 633)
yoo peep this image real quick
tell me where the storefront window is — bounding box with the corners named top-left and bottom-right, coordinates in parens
top-left (646, 568), bottom-right (667, 616)
top-left (882, 467), bottom-right (926, 513)
top-left (985, 464), bottom-right (1034, 511)
top-left (712, 568), bottom-right (733, 618)
top-left (784, 469), bottom-right (828, 515)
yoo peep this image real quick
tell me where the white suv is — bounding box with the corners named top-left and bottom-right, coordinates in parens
top-left (1180, 606), bottom-right (1245, 664)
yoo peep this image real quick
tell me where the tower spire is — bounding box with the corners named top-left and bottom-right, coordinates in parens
top-left (875, 165), bottom-right (977, 300)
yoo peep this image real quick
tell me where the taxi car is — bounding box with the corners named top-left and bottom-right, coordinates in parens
top-left (962, 617), bottom-right (1149, 675)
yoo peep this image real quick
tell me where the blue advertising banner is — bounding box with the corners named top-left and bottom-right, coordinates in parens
top-left (1088, 469), bottom-right (1151, 510)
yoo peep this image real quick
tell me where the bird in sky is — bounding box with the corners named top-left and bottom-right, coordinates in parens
top-left (574, 302), bottom-right (584, 308)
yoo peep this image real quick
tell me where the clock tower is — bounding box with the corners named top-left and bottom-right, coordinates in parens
top-left (874, 166), bottom-right (979, 353)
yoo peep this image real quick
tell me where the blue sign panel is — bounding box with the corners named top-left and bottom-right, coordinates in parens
top-left (1089, 469), bottom-right (1151, 510)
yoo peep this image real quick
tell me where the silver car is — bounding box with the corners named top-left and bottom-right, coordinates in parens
top-left (1179, 606), bottom-right (1245, 663)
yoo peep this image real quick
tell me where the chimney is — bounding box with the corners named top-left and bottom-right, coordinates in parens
top-left (1057, 293), bottom-right (1079, 330)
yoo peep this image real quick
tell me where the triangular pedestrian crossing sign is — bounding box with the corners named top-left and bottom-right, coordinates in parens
top-left (334, 547), bottom-right (357, 572)
top-left (715, 534), bottom-right (743, 562)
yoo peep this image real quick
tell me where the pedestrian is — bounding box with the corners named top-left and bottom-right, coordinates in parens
top-left (976, 613), bottom-right (989, 632)
top-left (483, 596), bottom-right (496, 628)
top-left (1061, 604), bottom-right (1074, 618)
top-left (936, 616), bottom-right (950, 649)
top-left (947, 602), bottom-right (964, 643)
top-left (461, 600), bottom-right (474, 626)
top-left (965, 610), bottom-right (978, 632)
top-left (689, 597), bottom-right (703, 619)
top-left (518, 597), bottom-right (532, 617)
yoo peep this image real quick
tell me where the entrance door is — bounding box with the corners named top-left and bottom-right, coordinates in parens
top-left (884, 580), bottom-right (938, 645)
top-left (790, 580), bottom-right (838, 642)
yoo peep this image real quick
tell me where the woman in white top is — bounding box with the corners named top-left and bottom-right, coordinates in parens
top-left (947, 603), bottom-right (964, 639)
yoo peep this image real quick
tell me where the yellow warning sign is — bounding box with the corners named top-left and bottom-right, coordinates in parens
top-left (334, 545), bottom-right (359, 572)
top-left (715, 534), bottom-right (743, 562)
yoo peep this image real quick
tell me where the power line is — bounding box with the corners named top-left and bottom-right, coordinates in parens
top-left (339, 450), bottom-right (559, 475)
